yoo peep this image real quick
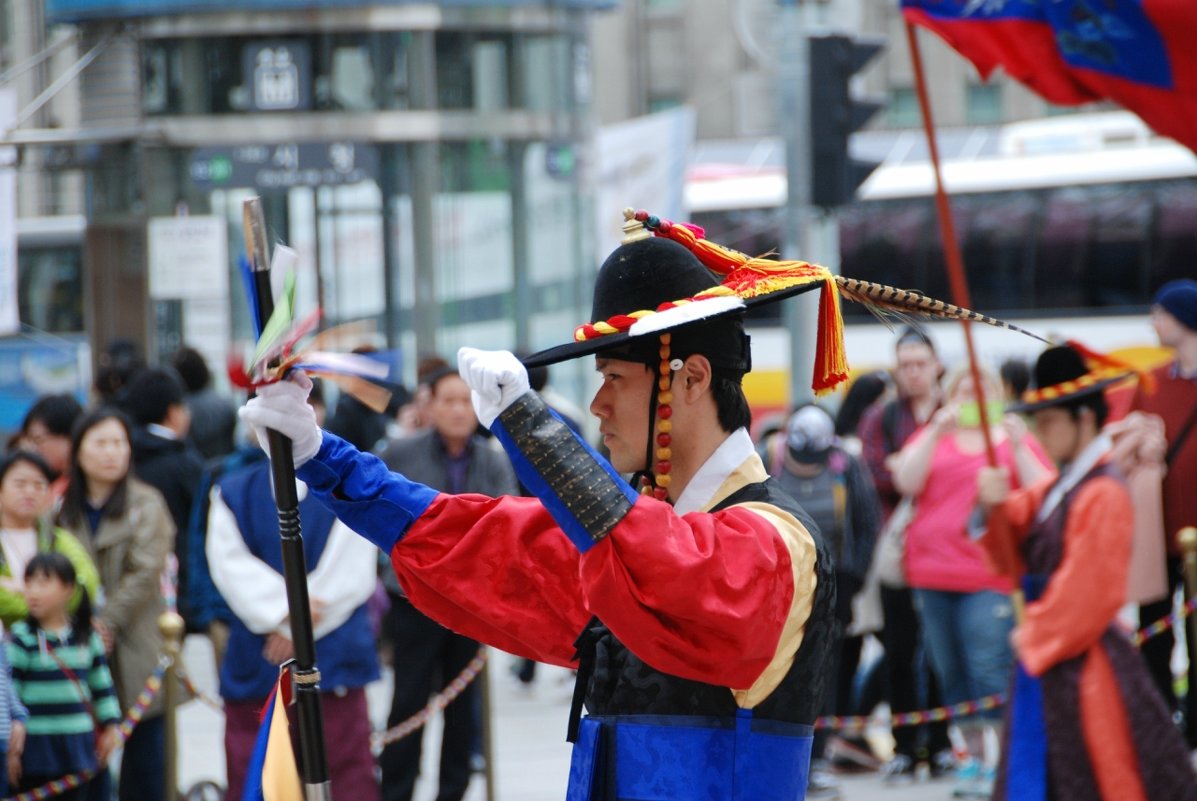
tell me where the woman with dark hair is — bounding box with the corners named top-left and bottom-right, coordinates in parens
top-left (0, 451), bottom-right (99, 627)
top-left (834, 371), bottom-right (890, 455)
top-left (57, 409), bottom-right (174, 801)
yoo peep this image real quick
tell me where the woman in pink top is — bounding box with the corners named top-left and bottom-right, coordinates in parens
top-left (893, 365), bottom-right (1052, 796)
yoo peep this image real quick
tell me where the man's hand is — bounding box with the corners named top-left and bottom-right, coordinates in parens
top-left (1009, 625), bottom-right (1028, 663)
top-left (9, 720), bottom-right (25, 759)
top-left (309, 598), bottom-right (326, 629)
top-left (457, 348), bottom-right (531, 428)
top-left (239, 372), bottom-right (323, 467)
top-left (94, 618), bottom-right (114, 654)
top-left (96, 724), bottom-right (119, 762)
top-left (976, 465), bottom-right (1011, 510)
top-left (263, 632), bottom-right (295, 665)
top-left (1001, 413), bottom-right (1028, 447)
top-left (8, 748), bottom-right (20, 787)
top-left (930, 404), bottom-right (957, 435)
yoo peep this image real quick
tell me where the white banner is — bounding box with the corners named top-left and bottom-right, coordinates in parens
top-left (147, 215), bottom-right (229, 299)
top-left (594, 107), bottom-right (696, 256)
top-left (0, 88), bottom-right (17, 336)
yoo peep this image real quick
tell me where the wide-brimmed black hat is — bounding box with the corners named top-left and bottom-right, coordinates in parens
top-left (523, 209), bottom-right (846, 392)
top-left (1010, 342), bottom-right (1134, 413)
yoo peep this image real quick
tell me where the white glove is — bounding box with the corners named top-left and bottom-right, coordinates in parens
top-left (238, 372), bottom-right (323, 467)
top-left (457, 347), bottom-right (531, 428)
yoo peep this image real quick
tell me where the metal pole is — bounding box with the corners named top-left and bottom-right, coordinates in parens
top-left (1180, 526), bottom-right (1197, 671)
top-left (243, 197), bottom-right (332, 800)
top-left (410, 31), bottom-right (440, 360)
top-left (778, 0), bottom-right (813, 408)
top-left (479, 656), bottom-right (496, 801)
top-left (157, 611), bottom-right (184, 801)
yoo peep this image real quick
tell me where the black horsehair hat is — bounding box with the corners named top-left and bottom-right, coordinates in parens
top-left (523, 209), bottom-right (847, 393)
top-left (523, 206), bottom-right (1050, 500)
top-left (1010, 340), bottom-right (1142, 414)
top-left (522, 208), bottom-right (1050, 396)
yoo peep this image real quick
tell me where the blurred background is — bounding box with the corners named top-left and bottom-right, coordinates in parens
top-left (1, 0), bottom-right (1187, 437)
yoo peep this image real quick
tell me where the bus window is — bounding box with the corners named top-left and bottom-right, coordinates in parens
top-left (1152, 181), bottom-right (1197, 287)
top-left (18, 245), bottom-right (84, 333)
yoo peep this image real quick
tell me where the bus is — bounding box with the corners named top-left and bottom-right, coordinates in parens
top-left (0, 215), bottom-right (89, 437)
top-left (685, 112), bottom-right (1188, 417)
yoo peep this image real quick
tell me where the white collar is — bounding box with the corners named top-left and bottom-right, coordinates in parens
top-left (673, 428), bottom-right (755, 516)
top-left (146, 423), bottom-right (179, 441)
top-left (1035, 433), bottom-right (1112, 524)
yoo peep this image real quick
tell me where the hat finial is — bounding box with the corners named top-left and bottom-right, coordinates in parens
top-left (621, 207), bottom-right (652, 244)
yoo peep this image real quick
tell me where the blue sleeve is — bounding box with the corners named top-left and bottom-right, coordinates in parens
top-left (491, 393), bottom-right (638, 553)
top-left (297, 432), bottom-right (440, 553)
top-left (0, 647), bottom-right (27, 723)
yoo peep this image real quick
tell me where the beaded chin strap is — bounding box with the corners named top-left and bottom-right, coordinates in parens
top-left (638, 333), bottom-right (679, 501)
top-left (618, 214), bottom-right (677, 502)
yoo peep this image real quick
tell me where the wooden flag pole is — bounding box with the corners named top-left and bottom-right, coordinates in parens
top-left (904, 18), bottom-right (998, 465)
top-left (906, 21), bottom-right (1027, 621)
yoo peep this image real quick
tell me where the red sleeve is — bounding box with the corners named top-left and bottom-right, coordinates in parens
top-left (392, 493), bottom-right (589, 668)
top-left (1018, 476), bottom-right (1133, 676)
top-left (391, 492), bottom-right (801, 689)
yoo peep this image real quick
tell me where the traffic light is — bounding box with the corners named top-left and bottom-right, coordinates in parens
top-left (809, 35), bottom-right (885, 209)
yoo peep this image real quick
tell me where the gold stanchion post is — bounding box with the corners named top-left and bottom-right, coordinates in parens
top-left (479, 656), bottom-right (495, 801)
top-left (158, 611), bottom-right (185, 801)
top-left (1180, 527), bottom-right (1197, 666)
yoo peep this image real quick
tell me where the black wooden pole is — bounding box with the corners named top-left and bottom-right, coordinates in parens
top-left (243, 198), bottom-right (332, 800)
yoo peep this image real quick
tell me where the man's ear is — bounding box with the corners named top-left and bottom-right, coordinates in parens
top-left (679, 355), bottom-right (713, 401)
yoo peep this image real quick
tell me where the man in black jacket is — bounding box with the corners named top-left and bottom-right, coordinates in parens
top-left (122, 366), bottom-right (204, 628)
top-left (376, 365), bottom-right (518, 801)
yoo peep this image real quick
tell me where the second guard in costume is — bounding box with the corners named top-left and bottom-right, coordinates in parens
top-left (976, 343), bottom-right (1197, 801)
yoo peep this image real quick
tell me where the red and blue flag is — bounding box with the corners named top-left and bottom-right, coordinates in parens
top-left (242, 673), bottom-right (302, 801)
top-left (901, 0), bottom-right (1197, 152)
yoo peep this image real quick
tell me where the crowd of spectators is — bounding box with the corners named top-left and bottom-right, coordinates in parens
top-left (0, 277), bottom-right (1194, 800)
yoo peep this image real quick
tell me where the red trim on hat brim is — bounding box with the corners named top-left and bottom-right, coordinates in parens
top-left (520, 280), bottom-right (823, 369)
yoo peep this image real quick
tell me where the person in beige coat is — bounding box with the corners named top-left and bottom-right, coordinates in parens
top-left (56, 408), bottom-right (175, 801)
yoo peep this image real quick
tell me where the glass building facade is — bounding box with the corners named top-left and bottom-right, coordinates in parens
top-left (50, 1), bottom-right (607, 400)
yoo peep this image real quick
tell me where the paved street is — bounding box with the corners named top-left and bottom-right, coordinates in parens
top-left (174, 636), bottom-right (965, 801)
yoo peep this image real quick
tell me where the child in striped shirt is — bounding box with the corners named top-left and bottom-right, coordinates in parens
top-left (7, 552), bottom-right (120, 800)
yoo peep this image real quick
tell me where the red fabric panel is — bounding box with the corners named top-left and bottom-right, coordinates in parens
top-left (1079, 648), bottom-right (1149, 801)
top-left (903, 7), bottom-right (1197, 152)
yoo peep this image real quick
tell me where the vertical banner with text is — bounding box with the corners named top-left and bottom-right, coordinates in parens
top-left (0, 89), bottom-right (18, 336)
top-left (594, 107), bottom-right (696, 254)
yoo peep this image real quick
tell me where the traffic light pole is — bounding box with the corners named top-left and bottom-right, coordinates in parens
top-left (777, 0), bottom-right (816, 408)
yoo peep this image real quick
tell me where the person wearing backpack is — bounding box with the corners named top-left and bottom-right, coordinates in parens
top-left (764, 404), bottom-right (882, 797)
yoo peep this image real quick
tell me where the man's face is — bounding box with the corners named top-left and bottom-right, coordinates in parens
top-left (1151, 305), bottom-right (1187, 349)
top-left (24, 420), bottom-right (71, 475)
top-left (428, 375), bottom-right (478, 442)
top-left (1032, 407), bottom-right (1080, 465)
top-left (590, 357), bottom-right (654, 474)
top-left (894, 342), bottom-right (940, 400)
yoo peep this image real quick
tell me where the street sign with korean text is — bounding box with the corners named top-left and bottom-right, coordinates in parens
top-left (189, 142), bottom-right (378, 190)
